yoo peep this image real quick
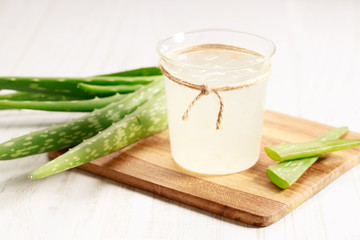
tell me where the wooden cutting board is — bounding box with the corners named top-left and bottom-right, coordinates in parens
top-left (49, 111), bottom-right (360, 227)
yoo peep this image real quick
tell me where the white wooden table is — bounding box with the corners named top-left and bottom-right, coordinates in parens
top-left (1, 0), bottom-right (359, 239)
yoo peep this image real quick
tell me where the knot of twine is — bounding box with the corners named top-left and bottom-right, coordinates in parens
top-left (159, 61), bottom-right (271, 130)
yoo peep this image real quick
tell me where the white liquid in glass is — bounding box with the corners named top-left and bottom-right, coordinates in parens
top-left (164, 45), bottom-right (270, 174)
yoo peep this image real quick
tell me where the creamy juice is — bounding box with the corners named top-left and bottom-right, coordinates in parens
top-left (163, 44), bottom-right (270, 174)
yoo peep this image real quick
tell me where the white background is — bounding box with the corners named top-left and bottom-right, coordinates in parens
top-left (0, 0), bottom-right (359, 239)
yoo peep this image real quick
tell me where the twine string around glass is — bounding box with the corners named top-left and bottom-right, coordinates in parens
top-left (159, 55), bottom-right (272, 130)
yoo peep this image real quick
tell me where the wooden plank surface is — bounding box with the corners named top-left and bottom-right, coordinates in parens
top-left (49, 110), bottom-right (360, 227)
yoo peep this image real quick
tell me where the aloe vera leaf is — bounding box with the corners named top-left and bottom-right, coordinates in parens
top-left (78, 83), bottom-right (143, 96)
top-left (99, 66), bottom-right (162, 77)
top-left (0, 67), bottom-right (161, 98)
top-left (84, 75), bottom-right (162, 85)
top-left (0, 92), bottom-right (85, 101)
top-left (0, 92), bottom-right (85, 110)
top-left (266, 127), bottom-right (348, 189)
top-left (0, 67), bottom-right (163, 109)
top-left (0, 75), bottom-right (161, 98)
top-left (0, 79), bottom-right (164, 160)
top-left (265, 139), bottom-right (360, 161)
top-left (0, 93), bottom-right (128, 112)
top-left (28, 90), bottom-right (167, 179)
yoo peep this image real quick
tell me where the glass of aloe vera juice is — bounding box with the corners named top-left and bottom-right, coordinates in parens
top-left (157, 29), bottom-right (275, 175)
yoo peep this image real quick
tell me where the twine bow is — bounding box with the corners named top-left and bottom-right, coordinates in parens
top-left (159, 56), bottom-right (271, 130)
top-left (181, 84), bottom-right (224, 130)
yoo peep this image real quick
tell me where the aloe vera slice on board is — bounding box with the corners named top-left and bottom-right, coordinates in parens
top-left (265, 138), bottom-right (360, 162)
top-left (266, 127), bottom-right (348, 189)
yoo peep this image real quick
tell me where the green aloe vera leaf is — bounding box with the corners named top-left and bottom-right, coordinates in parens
top-left (0, 75), bottom-right (161, 98)
top-left (78, 83), bottom-right (144, 96)
top-left (0, 79), bottom-right (164, 160)
top-left (266, 127), bottom-right (348, 189)
top-left (0, 67), bottom-right (163, 110)
top-left (28, 90), bottom-right (167, 179)
top-left (99, 66), bottom-right (162, 77)
top-left (265, 139), bottom-right (360, 161)
top-left (0, 91), bottom-right (85, 101)
top-left (0, 91), bottom-right (86, 110)
top-left (0, 93), bottom-right (128, 112)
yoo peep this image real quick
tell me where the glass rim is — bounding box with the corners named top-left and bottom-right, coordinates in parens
top-left (156, 28), bottom-right (276, 71)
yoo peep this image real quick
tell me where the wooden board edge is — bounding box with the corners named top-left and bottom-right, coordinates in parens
top-left (48, 148), bottom-right (290, 227)
top-left (75, 161), bottom-right (289, 227)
